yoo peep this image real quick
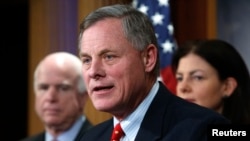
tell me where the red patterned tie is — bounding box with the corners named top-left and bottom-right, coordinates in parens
top-left (111, 123), bottom-right (124, 141)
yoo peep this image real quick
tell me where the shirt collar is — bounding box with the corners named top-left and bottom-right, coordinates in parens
top-left (46, 115), bottom-right (86, 141)
top-left (113, 81), bottom-right (159, 141)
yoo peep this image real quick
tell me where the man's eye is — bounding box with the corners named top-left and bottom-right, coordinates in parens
top-left (105, 54), bottom-right (115, 60)
top-left (58, 85), bottom-right (71, 92)
top-left (38, 84), bottom-right (48, 91)
top-left (82, 58), bottom-right (91, 64)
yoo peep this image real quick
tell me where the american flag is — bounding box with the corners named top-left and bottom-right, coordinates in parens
top-left (132, 0), bottom-right (177, 94)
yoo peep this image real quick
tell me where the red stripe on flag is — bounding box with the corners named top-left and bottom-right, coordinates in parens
top-left (160, 66), bottom-right (177, 95)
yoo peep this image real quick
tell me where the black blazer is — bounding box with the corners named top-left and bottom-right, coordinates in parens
top-left (20, 119), bottom-right (92, 141)
top-left (79, 82), bottom-right (230, 141)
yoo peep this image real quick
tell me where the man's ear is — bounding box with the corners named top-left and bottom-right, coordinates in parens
top-left (143, 44), bottom-right (157, 72)
top-left (223, 77), bottom-right (237, 97)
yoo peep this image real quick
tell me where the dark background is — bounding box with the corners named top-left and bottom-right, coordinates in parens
top-left (217, 0), bottom-right (250, 70)
top-left (1, 0), bottom-right (28, 140)
top-left (1, 0), bottom-right (249, 140)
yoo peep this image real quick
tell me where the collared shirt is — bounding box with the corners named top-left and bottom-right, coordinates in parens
top-left (113, 81), bottom-right (159, 141)
top-left (46, 115), bottom-right (86, 141)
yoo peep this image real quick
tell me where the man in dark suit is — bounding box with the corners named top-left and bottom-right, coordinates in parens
top-left (77, 4), bottom-right (230, 141)
top-left (20, 52), bottom-right (92, 141)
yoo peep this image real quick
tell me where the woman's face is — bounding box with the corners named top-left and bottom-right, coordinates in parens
top-left (175, 53), bottom-right (227, 113)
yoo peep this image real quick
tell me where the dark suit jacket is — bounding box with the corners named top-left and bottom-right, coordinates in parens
top-left (79, 82), bottom-right (230, 141)
top-left (20, 119), bottom-right (92, 141)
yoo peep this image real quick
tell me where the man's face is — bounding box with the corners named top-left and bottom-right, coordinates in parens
top-left (79, 18), bottom-right (147, 118)
top-left (35, 63), bottom-right (84, 128)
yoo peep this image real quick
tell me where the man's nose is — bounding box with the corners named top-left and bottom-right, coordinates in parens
top-left (88, 59), bottom-right (105, 80)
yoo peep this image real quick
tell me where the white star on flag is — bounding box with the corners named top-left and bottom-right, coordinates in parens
top-left (138, 4), bottom-right (149, 14)
top-left (162, 40), bottom-right (173, 53)
top-left (158, 0), bottom-right (169, 6)
top-left (152, 12), bottom-right (164, 25)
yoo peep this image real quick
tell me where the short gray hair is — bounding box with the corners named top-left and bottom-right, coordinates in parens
top-left (78, 4), bottom-right (160, 77)
top-left (34, 52), bottom-right (86, 94)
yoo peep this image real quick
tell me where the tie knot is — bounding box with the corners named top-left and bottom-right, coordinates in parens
top-left (111, 123), bottom-right (124, 141)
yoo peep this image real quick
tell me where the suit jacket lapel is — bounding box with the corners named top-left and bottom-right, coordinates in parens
top-left (74, 119), bottom-right (93, 141)
top-left (135, 82), bottom-right (170, 141)
top-left (94, 119), bottom-right (113, 140)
